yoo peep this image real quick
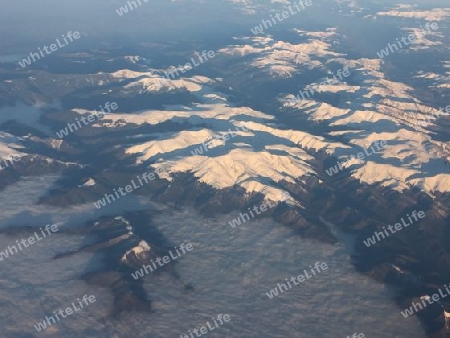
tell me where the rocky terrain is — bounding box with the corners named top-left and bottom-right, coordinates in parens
top-left (0, 0), bottom-right (449, 336)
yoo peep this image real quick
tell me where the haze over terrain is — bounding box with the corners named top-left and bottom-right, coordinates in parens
top-left (0, 0), bottom-right (449, 337)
